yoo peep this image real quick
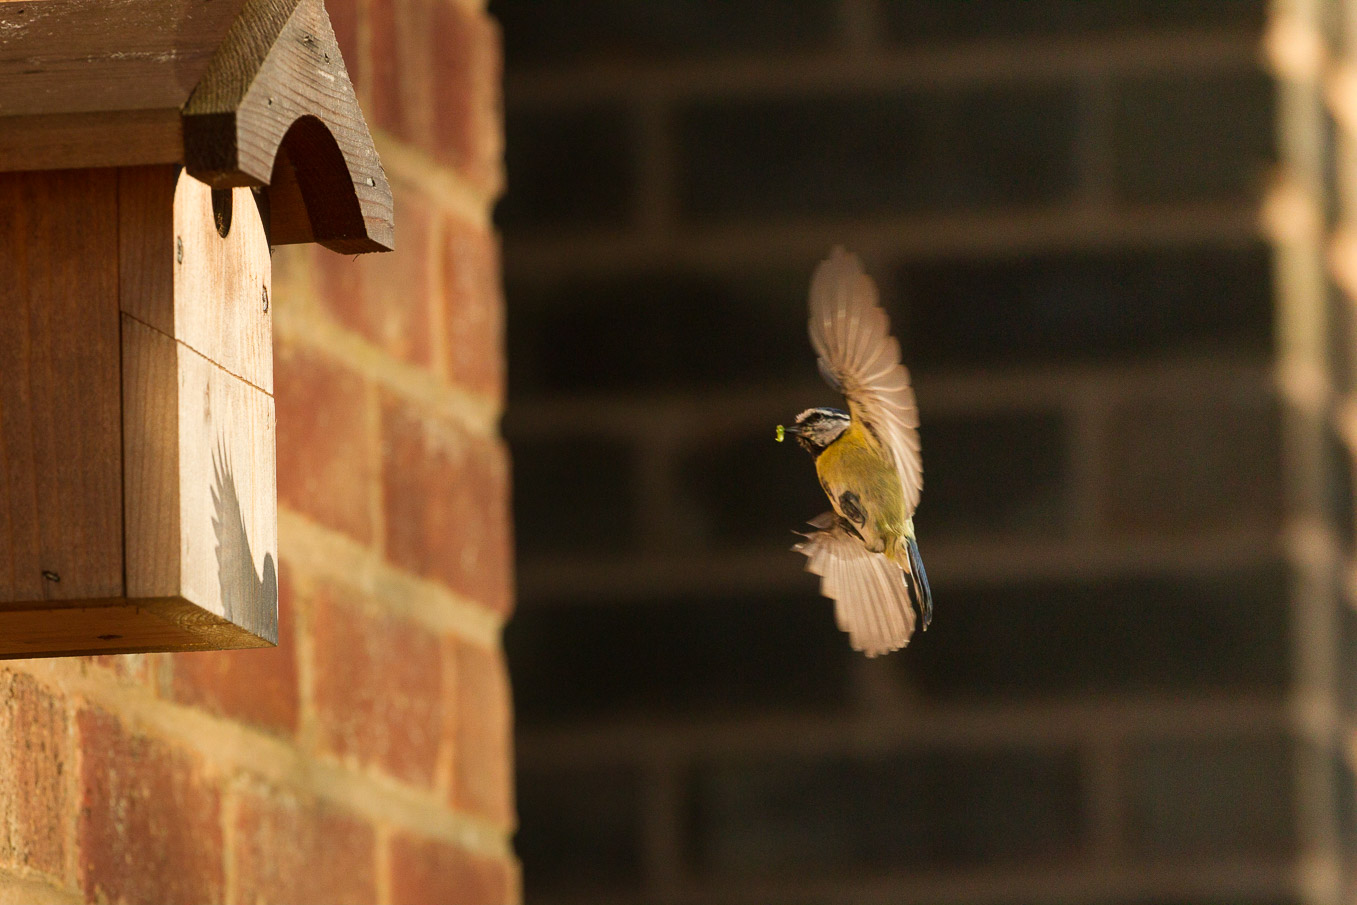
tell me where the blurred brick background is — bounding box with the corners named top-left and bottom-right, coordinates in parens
top-left (490, 1), bottom-right (1351, 904)
top-left (0, 1), bottom-right (515, 903)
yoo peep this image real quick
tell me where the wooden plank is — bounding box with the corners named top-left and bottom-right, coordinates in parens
top-left (0, 109), bottom-right (182, 174)
top-left (0, 0), bottom-right (391, 253)
top-left (118, 165), bottom-right (177, 332)
top-left (121, 165), bottom-right (278, 645)
top-left (0, 597), bottom-right (271, 658)
top-left (174, 343), bottom-right (278, 643)
top-left (0, 0), bottom-right (246, 116)
top-left (172, 169), bottom-right (273, 393)
top-left (183, 0), bottom-right (395, 253)
top-left (0, 169), bottom-right (123, 603)
top-left (121, 316), bottom-right (180, 599)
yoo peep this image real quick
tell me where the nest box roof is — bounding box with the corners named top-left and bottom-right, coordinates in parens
top-left (0, 0), bottom-right (394, 253)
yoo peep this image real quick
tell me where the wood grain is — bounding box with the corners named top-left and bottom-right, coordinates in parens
top-left (183, 0), bottom-right (395, 253)
top-left (0, 109), bottom-right (183, 174)
top-left (0, 0), bottom-right (246, 117)
top-left (174, 340), bottom-right (278, 643)
top-left (121, 315), bottom-right (181, 600)
top-left (120, 166), bottom-right (278, 645)
top-left (118, 165), bottom-right (178, 332)
top-left (1, 0), bottom-right (392, 253)
top-left (172, 169), bottom-right (274, 392)
top-left (0, 597), bottom-right (272, 659)
top-left (0, 169), bottom-right (124, 603)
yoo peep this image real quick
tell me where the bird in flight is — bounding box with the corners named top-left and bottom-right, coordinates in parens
top-left (777, 248), bottom-right (930, 656)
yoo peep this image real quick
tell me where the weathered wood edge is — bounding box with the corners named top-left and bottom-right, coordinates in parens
top-left (0, 595), bottom-right (274, 659)
top-left (0, 109), bottom-right (182, 173)
top-left (182, 0), bottom-right (394, 253)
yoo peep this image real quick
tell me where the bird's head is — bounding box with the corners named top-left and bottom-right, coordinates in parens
top-left (778, 407), bottom-right (850, 455)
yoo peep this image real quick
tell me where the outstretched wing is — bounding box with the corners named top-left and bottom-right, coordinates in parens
top-left (211, 443), bottom-right (262, 622)
top-left (808, 247), bottom-right (922, 515)
top-left (794, 512), bottom-right (918, 656)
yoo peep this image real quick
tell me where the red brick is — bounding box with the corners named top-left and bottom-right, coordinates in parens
top-left (430, 5), bottom-right (502, 190)
top-left (369, 0), bottom-right (434, 148)
top-left (78, 709), bottom-right (223, 904)
top-left (0, 671), bottom-right (68, 877)
top-left (312, 583), bottom-right (445, 785)
top-left (313, 185), bottom-right (434, 368)
top-left (170, 562), bottom-right (299, 735)
top-left (443, 220), bottom-right (504, 400)
top-left (275, 342), bottom-right (375, 543)
top-left (380, 394), bottom-right (513, 612)
top-left (87, 652), bottom-right (158, 688)
top-left (389, 834), bottom-right (513, 905)
top-left (232, 787), bottom-right (376, 905)
top-left (451, 641), bottom-right (513, 828)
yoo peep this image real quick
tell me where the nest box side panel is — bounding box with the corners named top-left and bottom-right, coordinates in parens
top-left (120, 167), bottom-right (278, 646)
top-left (0, 169), bottom-right (124, 603)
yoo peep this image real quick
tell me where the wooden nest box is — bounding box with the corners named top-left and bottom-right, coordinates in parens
top-left (0, 0), bottom-right (394, 657)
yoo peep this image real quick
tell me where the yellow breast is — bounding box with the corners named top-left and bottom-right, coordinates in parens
top-left (814, 422), bottom-right (906, 546)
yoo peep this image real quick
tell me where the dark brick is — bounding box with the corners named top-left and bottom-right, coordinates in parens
top-left (506, 592), bottom-right (853, 725)
top-left (678, 85), bottom-right (1081, 221)
top-left (918, 409), bottom-right (1067, 538)
top-left (1341, 600), bottom-right (1357, 717)
top-left (901, 565), bottom-right (1290, 698)
top-left (510, 434), bottom-right (637, 559)
top-left (1111, 69), bottom-right (1274, 203)
top-left (1106, 900), bottom-right (1295, 905)
top-left (511, 436), bottom-right (638, 555)
top-left (1332, 745), bottom-right (1357, 865)
top-left (1327, 283), bottom-right (1355, 399)
top-left (676, 422), bottom-right (837, 549)
top-left (499, 105), bottom-right (637, 232)
top-left (1326, 421), bottom-right (1356, 555)
top-left (1125, 733), bottom-right (1295, 857)
top-left (493, 0), bottom-right (838, 68)
top-left (506, 267), bottom-right (810, 396)
top-left (516, 765), bottom-right (644, 895)
top-left (898, 244), bottom-right (1273, 371)
top-left (690, 747), bottom-right (1084, 874)
top-left (883, 0), bottom-right (1266, 44)
top-left (1102, 391), bottom-right (1282, 534)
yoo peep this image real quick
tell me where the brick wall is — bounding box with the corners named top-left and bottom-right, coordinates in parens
top-left (0, 2), bottom-right (514, 903)
top-left (493, 2), bottom-right (1318, 904)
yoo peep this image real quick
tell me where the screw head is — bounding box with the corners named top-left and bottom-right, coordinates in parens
top-left (175, 236), bottom-right (183, 263)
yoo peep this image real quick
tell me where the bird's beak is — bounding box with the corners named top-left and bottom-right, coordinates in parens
top-left (777, 423), bottom-right (802, 443)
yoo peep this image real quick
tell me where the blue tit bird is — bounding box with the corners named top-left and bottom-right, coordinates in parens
top-left (778, 248), bottom-right (930, 656)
